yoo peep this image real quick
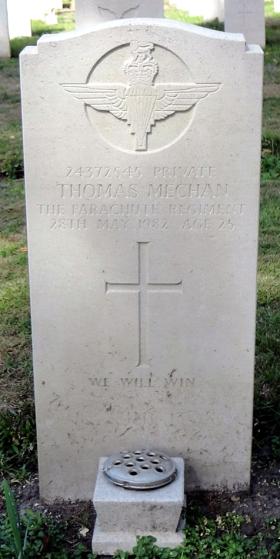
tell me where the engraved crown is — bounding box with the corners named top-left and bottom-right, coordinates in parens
top-left (123, 42), bottom-right (158, 86)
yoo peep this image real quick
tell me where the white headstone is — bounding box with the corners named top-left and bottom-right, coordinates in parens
top-left (171, 0), bottom-right (224, 21)
top-left (20, 20), bottom-right (263, 501)
top-left (0, 0), bottom-right (10, 57)
top-left (44, 9), bottom-right (58, 25)
top-left (28, 0), bottom-right (62, 22)
top-left (75, 0), bottom-right (163, 31)
top-left (7, 0), bottom-right (31, 38)
top-left (224, 0), bottom-right (265, 47)
top-left (274, 0), bottom-right (280, 13)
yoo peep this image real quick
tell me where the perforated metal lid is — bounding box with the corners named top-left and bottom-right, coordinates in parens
top-left (103, 449), bottom-right (177, 490)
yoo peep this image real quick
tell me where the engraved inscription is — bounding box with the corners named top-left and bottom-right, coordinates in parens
top-left (64, 166), bottom-right (215, 180)
top-left (153, 166), bottom-right (216, 178)
top-left (89, 377), bottom-right (108, 387)
top-left (38, 173), bottom-right (246, 232)
top-left (50, 218), bottom-right (86, 230)
top-left (147, 183), bottom-right (228, 199)
top-left (105, 242), bottom-right (182, 367)
top-left (62, 42), bottom-right (221, 152)
top-left (87, 375), bottom-right (195, 390)
top-left (65, 166), bottom-right (142, 179)
top-left (57, 180), bottom-right (228, 200)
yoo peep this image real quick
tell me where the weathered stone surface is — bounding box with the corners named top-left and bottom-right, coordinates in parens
top-left (94, 457), bottom-right (184, 532)
top-left (0, 0), bottom-right (10, 57)
top-left (75, 0), bottom-right (164, 31)
top-left (171, 0), bottom-right (224, 21)
top-left (92, 526), bottom-right (185, 555)
top-left (7, 0), bottom-right (31, 38)
top-left (20, 19), bottom-right (263, 501)
top-left (92, 457), bottom-right (185, 554)
top-left (224, 0), bottom-right (265, 47)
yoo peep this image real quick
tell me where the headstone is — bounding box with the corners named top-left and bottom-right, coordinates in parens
top-left (170, 0), bottom-right (224, 21)
top-left (44, 9), bottom-right (58, 25)
top-left (29, 0), bottom-right (62, 22)
top-left (75, 0), bottom-right (163, 31)
top-left (274, 0), bottom-right (280, 13)
top-left (224, 0), bottom-right (265, 47)
top-left (7, 0), bottom-right (31, 38)
top-left (28, 0), bottom-right (46, 21)
top-left (0, 0), bottom-right (10, 57)
top-left (20, 20), bottom-right (263, 501)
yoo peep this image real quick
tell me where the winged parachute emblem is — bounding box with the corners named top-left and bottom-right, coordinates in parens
top-left (62, 42), bottom-right (220, 151)
top-left (98, 4), bottom-right (140, 19)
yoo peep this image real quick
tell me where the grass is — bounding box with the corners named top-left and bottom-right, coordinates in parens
top-left (31, 17), bottom-right (75, 36)
top-left (165, 4), bottom-right (204, 25)
top-left (10, 15), bottom-right (75, 57)
top-left (1, 492), bottom-right (280, 559)
top-left (0, 481), bottom-right (91, 558)
top-left (266, 0), bottom-right (278, 17)
top-left (0, 8), bottom-right (279, 559)
top-left (113, 516), bottom-right (280, 559)
top-left (0, 53), bottom-right (34, 481)
top-left (263, 98), bottom-right (280, 133)
top-left (0, 126), bottom-right (23, 179)
top-left (0, 181), bottom-right (36, 480)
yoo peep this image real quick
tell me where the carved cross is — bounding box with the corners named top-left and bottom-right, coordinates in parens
top-left (105, 242), bottom-right (182, 367)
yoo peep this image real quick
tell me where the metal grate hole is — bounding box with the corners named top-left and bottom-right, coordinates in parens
top-left (134, 450), bottom-right (142, 455)
top-left (126, 462), bottom-right (134, 467)
top-left (141, 464), bottom-right (150, 469)
top-left (147, 451), bottom-right (156, 456)
top-left (114, 460), bottom-right (122, 465)
top-left (156, 466), bottom-right (165, 473)
top-left (151, 459), bottom-right (160, 464)
top-left (136, 457), bottom-right (145, 462)
top-left (129, 470), bottom-right (138, 475)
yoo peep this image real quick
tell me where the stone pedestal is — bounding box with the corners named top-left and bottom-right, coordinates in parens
top-left (92, 457), bottom-right (185, 555)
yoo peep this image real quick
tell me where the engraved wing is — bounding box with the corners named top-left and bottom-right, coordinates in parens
top-left (61, 83), bottom-right (128, 120)
top-left (98, 4), bottom-right (139, 19)
top-left (98, 6), bottom-right (117, 18)
top-left (154, 83), bottom-right (221, 121)
top-left (120, 5), bottom-right (139, 18)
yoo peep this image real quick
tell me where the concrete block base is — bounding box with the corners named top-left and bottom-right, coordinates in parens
top-left (92, 457), bottom-right (185, 555)
top-left (92, 523), bottom-right (185, 555)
